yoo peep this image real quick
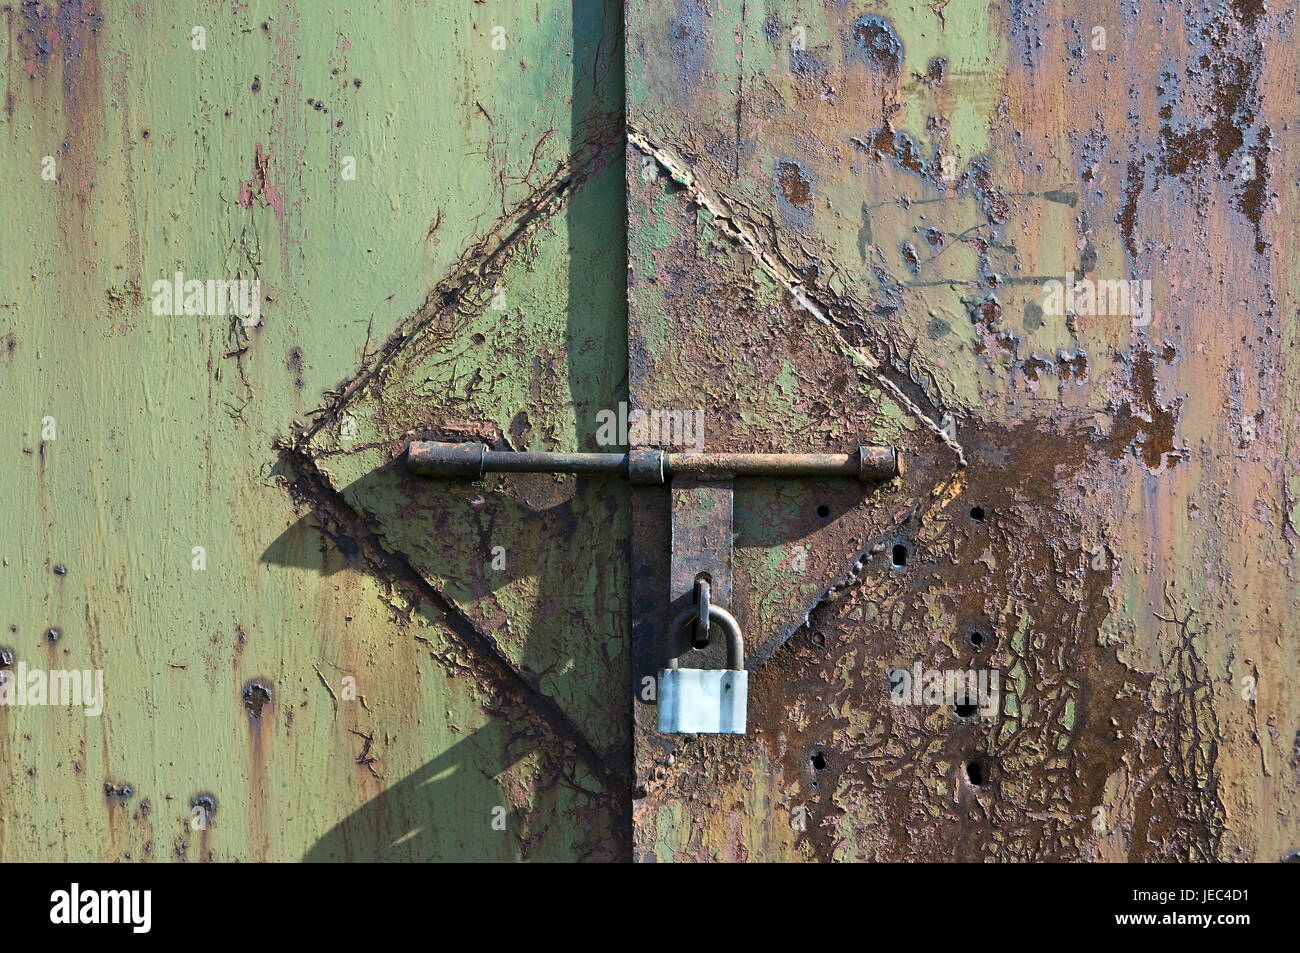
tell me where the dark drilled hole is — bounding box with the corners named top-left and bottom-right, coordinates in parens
top-left (953, 703), bottom-right (978, 718)
top-left (966, 759), bottom-right (987, 786)
top-left (45, 627), bottom-right (61, 644)
top-left (969, 506), bottom-right (985, 521)
top-left (816, 504), bottom-right (830, 518)
top-left (190, 793), bottom-right (217, 824)
top-left (969, 631), bottom-right (984, 647)
top-left (104, 781), bottom-right (134, 800)
top-left (810, 751), bottom-right (826, 770)
top-left (892, 543), bottom-right (908, 567)
top-left (242, 681), bottom-right (272, 719)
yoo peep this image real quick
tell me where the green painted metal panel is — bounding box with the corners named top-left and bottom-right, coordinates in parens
top-left (2, 0), bottom-right (627, 862)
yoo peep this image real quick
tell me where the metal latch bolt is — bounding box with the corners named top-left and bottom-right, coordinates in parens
top-left (406, 439), bottom-right (901, 735)
top-left (407, 442), bottom-right (899, 483)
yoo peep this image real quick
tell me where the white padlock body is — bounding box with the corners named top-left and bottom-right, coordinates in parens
top-left (657, 668), bottom-right (747, 734)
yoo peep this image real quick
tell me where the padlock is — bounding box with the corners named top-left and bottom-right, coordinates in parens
top-left (657, 604), bottom-right (747, 734)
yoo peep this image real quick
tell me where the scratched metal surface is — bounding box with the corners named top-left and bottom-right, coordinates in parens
top-left (1, 0), bottom-right (627, 861)
top-left (628, 0), bottom-right (1298, 861)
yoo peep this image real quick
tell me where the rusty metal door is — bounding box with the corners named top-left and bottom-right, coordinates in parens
top-left (3, 0), bottom-right (629, 863)
top-left (2, 0), bottom-right (1296, 865)
top-left (623, 0), bottom-right (1297, 862)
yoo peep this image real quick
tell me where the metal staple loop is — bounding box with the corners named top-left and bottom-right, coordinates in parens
top-left (693, 577), bottom-right (711, 649)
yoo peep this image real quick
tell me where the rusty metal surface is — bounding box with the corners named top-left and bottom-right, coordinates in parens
top-left (3, 0), bottom-right (1296, 865)
top-left (627, 0), bottom-right (1299, 862)
top-left (669, 477), bottom-right (734, 651)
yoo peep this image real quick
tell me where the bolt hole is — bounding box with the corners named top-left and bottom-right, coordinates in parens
top-left (891, 543), bottom-right (908, 567)
top-left (190, 793), bottom-right (217, 823)
top-left (810, 751), bottom-right (826, 770)
top-left (104, 781), bottom-right (134, 800)
top-left (969, 506), bottom-right (985, 521)
top-left (242, 681), bottom-right (272, 719)
top-left (969, 631), bottom-right (984, 647)
top-left (953, 703), bottom-right (978, 718)
top-left (816, 504), bottom-right (830, 518)
top-left (966, 759), bottom-right (987, 786)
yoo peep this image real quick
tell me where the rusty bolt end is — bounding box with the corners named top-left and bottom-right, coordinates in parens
top-left (407, 440), bottom-right (486, 479)
top-left (628, 448), bottom-right (666, 485)
top-left (858, 445), bottom-right (900, 481)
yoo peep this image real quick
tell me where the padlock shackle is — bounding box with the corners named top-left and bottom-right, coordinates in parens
top-left (664, 605), bottom-right (743, 671)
